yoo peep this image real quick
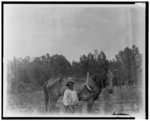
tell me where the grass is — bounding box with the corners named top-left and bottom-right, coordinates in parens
top-left (6, 85), bottom-right (141, 116)
top-left (7, 90), bottom-right (45, 113)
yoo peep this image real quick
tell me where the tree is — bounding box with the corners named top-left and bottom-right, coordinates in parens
top-left (49, 54), bottom-right (72, 77)
top-left (77, 50), bottom-right (108, 76)
top-left (114, 45), bottom-right (142, 86)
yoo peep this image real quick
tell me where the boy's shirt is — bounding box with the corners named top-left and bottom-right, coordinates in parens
top-left (63, 88), bottom-right (79, 106)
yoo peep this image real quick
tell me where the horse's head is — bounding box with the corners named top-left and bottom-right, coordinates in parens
top-left (91, 68), bottom-right (114, 94)
top-left (78, 76), bottom-right (98, 101)
top-left (78, 69), bottom-right (114, 101)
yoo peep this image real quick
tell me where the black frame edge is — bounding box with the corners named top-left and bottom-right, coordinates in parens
top-left (1, 1), bottom-right (148, 120)
top-left (1, 1), bottom-right (136, 4)
top-left (1, 1), bottom-right (4, 120)
top-left (145, 1), bottom-right (149, 120)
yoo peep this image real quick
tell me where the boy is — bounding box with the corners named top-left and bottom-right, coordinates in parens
top-left (63, 77), bottom-right (79, 113)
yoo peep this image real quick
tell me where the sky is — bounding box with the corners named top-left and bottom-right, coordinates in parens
top-left (4, 4), bottom-right (145, 62)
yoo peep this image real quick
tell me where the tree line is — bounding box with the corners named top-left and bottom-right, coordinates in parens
top-left (7, 45), bottom-right (142, 93)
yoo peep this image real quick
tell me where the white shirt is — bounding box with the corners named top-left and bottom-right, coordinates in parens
top-left (63, 88), bottom-right (79, 106)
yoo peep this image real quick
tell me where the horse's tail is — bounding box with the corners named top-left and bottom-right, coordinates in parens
top-left (43, 81), bottom-right (49, 111)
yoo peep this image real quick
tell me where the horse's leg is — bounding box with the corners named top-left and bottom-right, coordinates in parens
top-left (49, 98), bottom-right (58, 112)
top-left (87, 98), bottom-right (94, 113)
top-left (44, 96), bottom-right (50, 112)
top-left (43, 85), bottom-right (49, 112)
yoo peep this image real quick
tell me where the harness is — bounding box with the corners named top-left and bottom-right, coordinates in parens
top-left (85, 77), bottom-right (101, 101)
top-left (70, 77), bottom-right (93, 91)
top-left (85, 82), bottom-right (92, 91)
top-left (85, 76), bottom-right (104, 93)
top-left (85, 72), bottom-right (92, 91)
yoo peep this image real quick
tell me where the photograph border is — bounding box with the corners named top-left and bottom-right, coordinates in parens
top-left (1, 1), bottom-right (149, 119)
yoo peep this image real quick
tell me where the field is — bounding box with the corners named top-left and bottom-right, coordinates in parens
top-left (6, 85), bottom-right (142, 116)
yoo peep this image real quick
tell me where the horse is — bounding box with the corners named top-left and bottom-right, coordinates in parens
top-left (43, 69), bottom-right (114, 113)
top-left (78, 69), bottom-right (114, 112)
top-left (43, 77), bottom-right (66, 112)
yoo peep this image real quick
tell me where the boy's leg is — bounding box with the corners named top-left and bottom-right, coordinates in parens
top-left (65, 105), bottom-right (69, 113)
top-left (65, 105), bottom-right (74, 113)
top-left (71, 105), bottom-right (75, 113)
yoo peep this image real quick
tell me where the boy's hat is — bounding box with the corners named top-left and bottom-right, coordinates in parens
top-left (66, 77), bottom-right (75, 86)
